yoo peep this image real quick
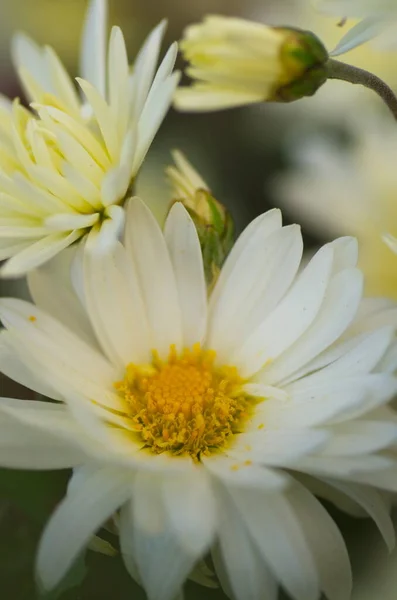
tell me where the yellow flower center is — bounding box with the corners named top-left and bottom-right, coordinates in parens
top-left (115, 344), bottom-right (254, 460)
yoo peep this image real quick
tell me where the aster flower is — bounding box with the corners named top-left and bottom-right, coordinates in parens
top-left (0, 0), bottom-right (179, 277)
top-left (1, 197), bottom-right (397, 599)
top-left (173, 15), bottom-right (329, 111)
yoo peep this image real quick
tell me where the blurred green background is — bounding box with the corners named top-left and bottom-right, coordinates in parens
top-left (1, 0), bottom-right (397, 598)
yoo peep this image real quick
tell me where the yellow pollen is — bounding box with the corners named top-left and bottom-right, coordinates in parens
top-left (28, 315), bottom-right (37, 322)
top-left (114, 344), bottom-right (255, 460)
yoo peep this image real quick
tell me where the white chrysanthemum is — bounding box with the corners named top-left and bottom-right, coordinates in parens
top-left (0, 0), bottom-right (179, 277)
top-left (1, 199), bottom-right (397, 600)
top-left (315, 0), bottom-right (397, 54)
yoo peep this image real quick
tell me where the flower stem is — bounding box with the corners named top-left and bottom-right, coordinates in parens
top-left (327, 58), bottom-right (397, 121)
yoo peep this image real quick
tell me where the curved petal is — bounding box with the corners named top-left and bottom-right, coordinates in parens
top-left (164, 202), bottom-right (207, 347)
top-left (228, 485), bottom-right (320, 600)
top-left (231, 245), bottom-right (334, 377)
top-left (36, 466), bottom-right (132, 591)
top-left (285, 479), bottom-right (352, 600)
top-left (124, 198), bottom-right (183, 358)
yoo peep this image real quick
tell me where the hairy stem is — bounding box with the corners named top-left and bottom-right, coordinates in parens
top-left (327, 58), bottom-right (397, 121)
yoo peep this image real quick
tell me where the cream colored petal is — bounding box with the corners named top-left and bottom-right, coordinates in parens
top-left (124, 198), bottom-right (183, 358)
top-left (83, 238), bottom-right (152, 366)
top-left (0, 230), bottom-right (83, 277)
top-left (80, 0), bottom-right (107, 98)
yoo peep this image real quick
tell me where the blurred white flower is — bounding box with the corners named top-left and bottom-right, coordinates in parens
top-left (273, 114), bottom-right (397, 298)
top-left (316, 0), bottom-right (397, 54)
top-left (1, 196), bottom-right (397, 599)
top-left (0, 0), bottom-right (179, 277)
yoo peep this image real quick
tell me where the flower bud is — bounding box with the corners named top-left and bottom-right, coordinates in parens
top-left (173, 16), bottom-right (329, 111)
top-left (166, 151), bottom-right (234, 285)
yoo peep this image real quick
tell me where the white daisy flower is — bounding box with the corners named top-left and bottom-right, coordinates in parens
top-left (1, 199), bottom-right (397, 600)
top-left (0, 0), bottom-right (179, 277)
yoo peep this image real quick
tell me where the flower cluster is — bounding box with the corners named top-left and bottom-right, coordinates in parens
top-left (1, 1), bottom-right (397, 600)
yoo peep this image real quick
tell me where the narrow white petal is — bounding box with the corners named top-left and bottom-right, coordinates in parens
top-left (0, 231), bottom-right (83, 277)
top-left (229, 486), bottom-right (320, 600)
top-left (164, 203), bottom-right (207, 347)
top-left (322, 478), bottom-right (395, 551)
top-left (229, 429), bottom-right (330, 466)
top-left (132, 72), bottom-right (181, 174)
top-left (45, 212), bottom-right (99, 231)
top-left (11, 33), bottom-right (51, 97)
top-left (203, 456), bottom-right (288, 491)
top-left (324, 421), bottom-right (397, 455)
top-left (131, 471), bottom-right (198, 600)
top-left (0, 331), bottom-right (60, 399)
top-left (173, 86), bottom-right (263, 111)
top-left (261, 268), bottom-right (363, 385)
top-left (214, 485), bottom-right (277, 600)
top-left (119, 502), bottom-right (142, 584)
top-left (124, 198), bottom-right (183, 358)
top-left (37, 466), bottom-right (132, 590)
top-left (131, 20), bottom-right (167, 119)
top-left (232, 245), bottom-right (334, 378)
top-left (27, 247), bottom-right (97, 348)
top-left (330, 17), bottom-right (388, 56)
top-left (208, 224), bottom-right (303, 361)
top-left (285, 480), bottom-right (352, 600)
top-left (84, 238), bottom-right (152, 366)
top-left (162, 468), bottom-right (216, 555)
top-left (80, 0), bottom-right (107, 98)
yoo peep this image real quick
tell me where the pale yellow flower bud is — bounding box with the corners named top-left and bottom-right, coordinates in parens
top-left (174, 16), bottom-right (328, 111)
top-left (166, 150), bottom-right (234, 285)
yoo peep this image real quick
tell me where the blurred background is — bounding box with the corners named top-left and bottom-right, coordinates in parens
top-left (1, 0), bottom-right (397, 598)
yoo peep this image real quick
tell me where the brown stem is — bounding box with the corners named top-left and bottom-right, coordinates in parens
top-left (327, 58), bottom-right (397, 121)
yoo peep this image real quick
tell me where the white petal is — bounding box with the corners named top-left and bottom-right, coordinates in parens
top-left (0, 298), bottom-right (122, 411)
top-left (203, 456), bottom-right (288, 491)
top-left (229, 486), bottom-right (320, 600)
top-left (84, 238), bottom-right (152, 367)
top-left (214, 485), bottom-right (277, 600)
top-left (324, 421), bottom-right (397, 455)
top-left (119, 502), bottom-right (142, 584)
top-left (131, 20), bottom-right (167, 120)
top-left (80, 0), bottom-right (107, 98)
top-left (231, 245), bottom-right (334, 378)
top-left (131, 471), bottom-right (199, 600)
top-left (0, 331), bottom-right (60, 399)
top-left (208, 209), bottom-right (282, 328)
top-left (287, 326), bottom-right (395, 388)
top-left (0, 400), bottom-right (85, 469)
top-left (327, 236), bottom-right (358, 273)
top-left (164, 203), bottom-right (207, 347)
top-left (322, 478), bottom-right (395, 551)
top-left (27, 247), bottom-right (97, 348)
top-left (285, 479), bottom-right (352, 600)
top-left (11, 33), bottom-right (51, 97)
top-left (261, 268), bottom-right (363, 386)
top-left (132, 72), bottom-right (181, 174)
top-left (162, 467), bottom-right (216, 555)
top-left (208, 224), bottom-right (303, 361)
top-left (229, 429), bottom-right (330, 466)
top-left (330, 17), bottom-right (388, 56)
top-left (124, 198), bottom-right (183, 358)
top-left (173, 86), bottom-right (263, 112)
top-left (37, 466), bottom-right (132, 590)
